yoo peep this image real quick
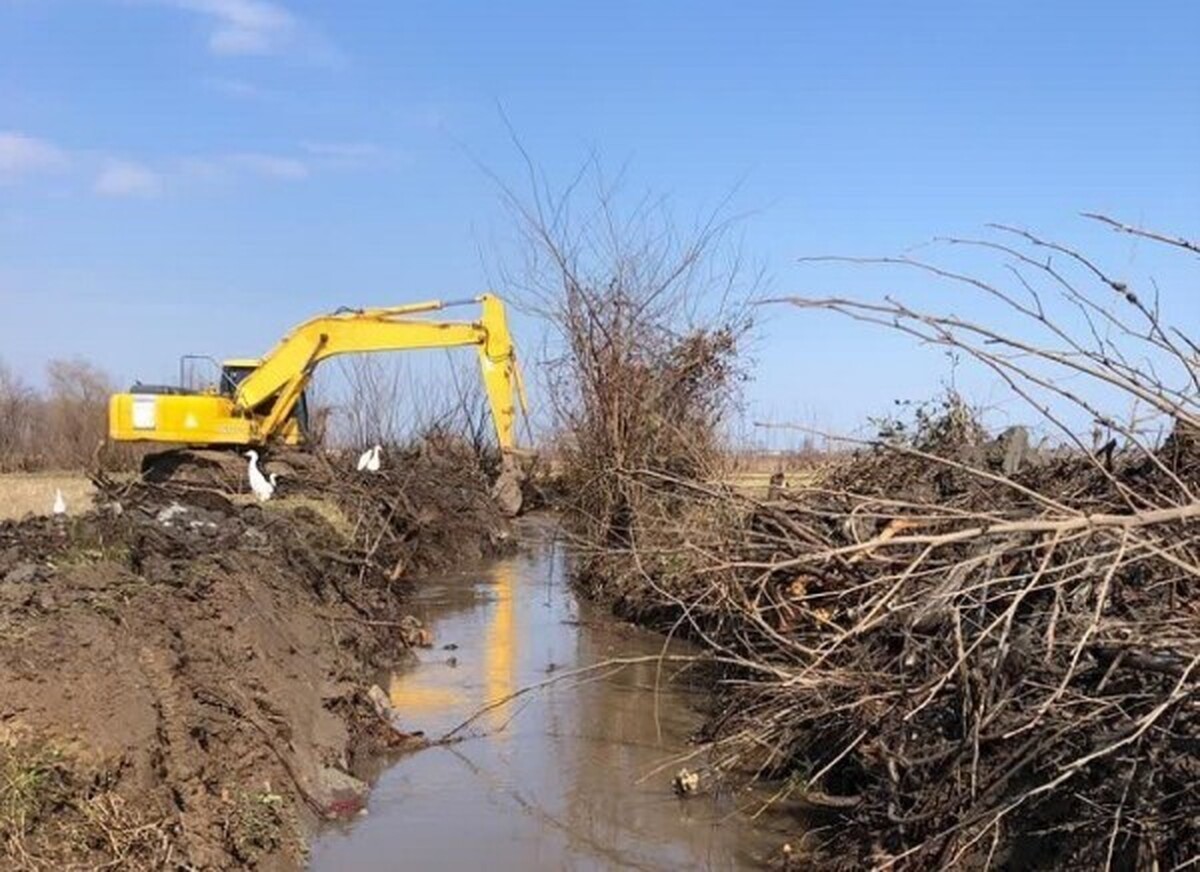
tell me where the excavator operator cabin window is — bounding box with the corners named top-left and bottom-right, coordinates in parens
top-left (220, 366), bottom-right (255, 396)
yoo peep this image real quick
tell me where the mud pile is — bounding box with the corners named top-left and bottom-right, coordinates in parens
top-left (0, 446), bottom-right (511, 870)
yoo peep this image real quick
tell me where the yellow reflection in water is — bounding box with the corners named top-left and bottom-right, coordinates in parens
top-left (387, 562), bottom-right (517, 729)
top-left (483, 561), bottom-right (516, 724)
top-left (387, 678), bottom-right (464, 714)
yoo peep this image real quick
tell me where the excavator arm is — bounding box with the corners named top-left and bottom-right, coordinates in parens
top-left (238, 294), bottom-right (524, 448)
top-left (109, 294), bottom-right (527, 451)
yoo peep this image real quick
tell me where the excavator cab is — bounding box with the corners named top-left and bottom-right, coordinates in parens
top-left (219, 359), bottom-right (311, 439)
top-left (218, 360), bottom-right (259, 395)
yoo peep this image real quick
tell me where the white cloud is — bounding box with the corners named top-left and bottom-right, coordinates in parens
top-left (94, 160), bottom-right (163, 198)
top-left (226, 152), bottom-right (308, 179)
top-left (0, 129), bottom-right (348, 197)
top-left (299, 141), bottom-right (395, 171)
top-left (153, 0), bottom-right (337, 61)
top-left (300, 141), bottom-right (382, 160)
top-left (0, 132), bottom-right (68, 182)
top-left (167, 0), bottom-right (294, 55)
top-left (178, 152), bottom-right (310, 182)
top-left (202, 76), bottom-right (271, 100)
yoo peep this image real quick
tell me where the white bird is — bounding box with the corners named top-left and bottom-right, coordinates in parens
top-left (52, 488), bottom-right (67, 516)
top-left (356, 444), bottom-right (383, 473)
top-left (245, 450), bottom-right (277, 501)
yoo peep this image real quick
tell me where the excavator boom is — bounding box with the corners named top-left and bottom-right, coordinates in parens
top-left (109, 294), bottom-right (526, 450)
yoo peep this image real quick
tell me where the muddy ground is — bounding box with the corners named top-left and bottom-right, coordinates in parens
top-left (0, 446), bottom-right (511, 870)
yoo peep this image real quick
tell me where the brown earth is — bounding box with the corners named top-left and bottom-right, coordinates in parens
top-left (0, 445), bottom-right (511, 870)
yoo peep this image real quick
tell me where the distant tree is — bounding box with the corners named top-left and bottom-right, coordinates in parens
top-left (44, 358), bottom-right (115, 469)
top-left (0, 360), bottom-right (37, 471)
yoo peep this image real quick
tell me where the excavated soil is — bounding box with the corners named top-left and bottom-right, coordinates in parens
top-left (0, 447), bottom-right (511, 870)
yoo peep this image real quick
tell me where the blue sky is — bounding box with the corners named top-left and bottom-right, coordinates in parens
top-left (2, 1), bottom-right (1197, 440)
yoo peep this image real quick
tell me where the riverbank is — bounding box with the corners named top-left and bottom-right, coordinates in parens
top-left (566, 422), bottom-right (1200, 868)
top-left (0, 447), bottom-right (511, 869)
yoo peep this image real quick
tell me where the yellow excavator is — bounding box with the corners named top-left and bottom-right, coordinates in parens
top-left (108, 294), bottom-right (527, 478)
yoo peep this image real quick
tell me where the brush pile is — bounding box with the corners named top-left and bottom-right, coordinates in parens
top-left (127, 437), bottom-right (511, 581)
top-left (603, 412), bottom-right (1196, 867)
top-left (567, 220), bottom-right (1199, 867)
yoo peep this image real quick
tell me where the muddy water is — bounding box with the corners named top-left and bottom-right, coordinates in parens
top-left (310, 520), bottom-right (792, 870)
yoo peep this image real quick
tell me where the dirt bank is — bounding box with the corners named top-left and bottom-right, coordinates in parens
top-left (0, 445), bottom-right (511, 870)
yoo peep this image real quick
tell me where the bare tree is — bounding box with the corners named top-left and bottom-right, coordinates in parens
top-left (492, 153), bottom-right (757, 544)
top-left (43, 358), bottom-right (115, 470)
top-left (0, 360), bottom-right (36, 472)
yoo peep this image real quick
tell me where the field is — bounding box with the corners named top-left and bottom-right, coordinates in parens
top-left (722, 467), bottom-right (825, 497)
top-left (0, 473), bottom-right (96, 521)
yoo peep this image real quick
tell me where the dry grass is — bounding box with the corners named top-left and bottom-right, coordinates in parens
top-left (0, 474), bottom-right (95, 521)
top-left (722, 467), bottom-right (826, 498)
top-left (261, 495), bottom-right (354, 540)
top-left (0, 741), bottom-right (175, 870)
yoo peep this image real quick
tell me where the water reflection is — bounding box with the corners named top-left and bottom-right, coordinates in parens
top-left (311, 522), bottom-right (792, 870)
top-left (483, 559), bottom-right (515, 727)
top-left (384, 557), bottom-right (519, 733)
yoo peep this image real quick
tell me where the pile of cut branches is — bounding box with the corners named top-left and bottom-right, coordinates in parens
top-left (104, 435), bottom-right (512, 592)
top-left (576, 219), bottom-right (1199, 867)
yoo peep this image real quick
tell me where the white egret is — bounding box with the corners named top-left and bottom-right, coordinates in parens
top-left (244, 450), bottom-right (276, 501)
top-left (52, 488), bottom-right (67, 516)
top-left (357, 444), bottom-right (382, 473)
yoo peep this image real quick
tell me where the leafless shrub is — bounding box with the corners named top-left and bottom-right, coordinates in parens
top-left (299, 376), bottom-right (333, 451)
top-left (495, 155), bottom-right (755, 544)
top-left (313, 354), bottom-right (501, 474)
top-left (440, 353), bottom-right (498, 461)
top-left (329, 356), bottom-right (408, 447)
